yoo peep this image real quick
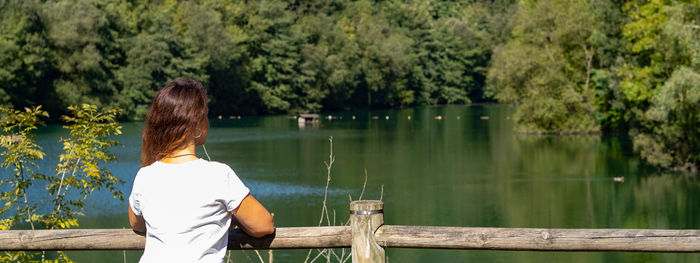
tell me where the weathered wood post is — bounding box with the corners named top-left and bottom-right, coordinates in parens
top-left (350, 200), bottom-right (385, 263)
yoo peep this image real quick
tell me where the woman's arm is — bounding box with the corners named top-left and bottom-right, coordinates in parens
top-left (231, 194), bottom-right (274, 238)
top-left (129, 205), bottom-right (146, 233)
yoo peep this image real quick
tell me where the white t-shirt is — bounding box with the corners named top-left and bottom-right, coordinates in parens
top-left (129, 159), bottom-right (250, 263)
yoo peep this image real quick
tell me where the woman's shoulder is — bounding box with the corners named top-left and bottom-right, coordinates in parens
top-left (197, 159), bottom-right (235, 173)
top-left (136, 159), bottom-right (232, 174)
top-left (135, 162), bottom-right (160, 175)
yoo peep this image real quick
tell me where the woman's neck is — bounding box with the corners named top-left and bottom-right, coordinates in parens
top-left (160, 142), bottom-right (198, 164)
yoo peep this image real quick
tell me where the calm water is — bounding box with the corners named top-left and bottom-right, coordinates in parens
top-left (23, 105), bottom-right (700, 262)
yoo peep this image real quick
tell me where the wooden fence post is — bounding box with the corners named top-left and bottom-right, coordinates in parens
top-left (350, 200), bottom-right (385, 263)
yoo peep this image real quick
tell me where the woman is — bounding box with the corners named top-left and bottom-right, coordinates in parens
top-left (128, 78), bottom-right (274, 262)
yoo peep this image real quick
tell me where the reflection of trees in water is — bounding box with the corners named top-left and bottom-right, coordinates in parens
top-left (500, 134), bottom-right (700, 231)
top-left (628, 174), bottom-right (700, 229)
top-left (498, 134), bottom-right (603, 229)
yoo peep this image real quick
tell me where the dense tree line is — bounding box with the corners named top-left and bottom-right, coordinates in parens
top-left (0, 0), bottom-right (697, 170)
top-left (0, 0), bottom-right (509, 118)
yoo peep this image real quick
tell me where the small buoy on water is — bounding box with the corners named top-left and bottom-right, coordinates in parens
top-left (385, 116), bottom-right (389, 120)
top-left (613, 176), bottom-right (624, 182)
top-left (434, 116), bottom-right (443, 120)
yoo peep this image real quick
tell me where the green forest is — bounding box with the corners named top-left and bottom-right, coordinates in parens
top-left (0, 0), bottom-right (698, 170)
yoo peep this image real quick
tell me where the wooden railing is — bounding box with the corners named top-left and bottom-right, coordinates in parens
top-left (1, 200), bottom-right (699, 263)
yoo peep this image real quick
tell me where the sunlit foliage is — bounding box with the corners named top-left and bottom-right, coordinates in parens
top-left (0, 104), bottom-right (122, 261)
top-left (623, 0), bottom-right (700, 170)
top-left (484, 0), bottom-right (698, 170)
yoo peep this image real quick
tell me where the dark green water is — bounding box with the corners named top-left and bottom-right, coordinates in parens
top-left (27, 105), bottom-right (699, 262)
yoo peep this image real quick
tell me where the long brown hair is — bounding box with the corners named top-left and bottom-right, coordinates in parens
top-left (141, 78), bottom-right (208, 167)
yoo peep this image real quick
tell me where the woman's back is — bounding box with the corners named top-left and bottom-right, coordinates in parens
top-left (128, 78), bottom-right (273, 262)
top-left (130, 159), bottom-right (249, 262)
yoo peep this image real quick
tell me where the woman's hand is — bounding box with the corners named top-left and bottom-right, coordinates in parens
top-left (231, 194), bottom-right (274, 238)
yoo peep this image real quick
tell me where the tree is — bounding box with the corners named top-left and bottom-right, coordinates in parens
top-left (631, 0), bottom-right (700, 170)
top-left (113, 1), bottom-right (211, 119)
top-left (634, 67), bottom-right (700, 169)
top-left (245, 0), bottom-right (300, 113)
top-left (0, 104), bottom-right (122, 261)
top-left (46, 104), bottom-right (124, 230)
top-left (0, 0), bottom-right (53, 111)
top-left (0, 106), bottom-right (49, 261)
top-left (43, 0), bottom-right (124, 110)
top-left (486, 0), bottom-right (600, 133)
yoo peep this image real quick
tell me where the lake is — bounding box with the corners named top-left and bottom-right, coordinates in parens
top-left (22, 104), bottom-right (700, 262)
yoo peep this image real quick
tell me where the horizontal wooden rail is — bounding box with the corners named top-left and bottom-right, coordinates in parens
top-left (375, 226), bottom-right (700, 252)
top-left (1, 226), bottom-right (698, 252)
top-left (0, 229), bottom-right (145, 250)
top-left (0, 226), bottom-right (351, 251)
top-left (230, 226), bottom-right (350, 249)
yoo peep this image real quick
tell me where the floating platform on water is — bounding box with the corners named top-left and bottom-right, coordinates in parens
top-left (298, 113), bottom-right (320, 126)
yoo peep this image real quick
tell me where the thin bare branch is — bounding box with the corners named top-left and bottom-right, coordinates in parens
top-left (380, 184), bottom-right (384, 201)
top-left (306, 136), bottom-right (335, 263)
top-left (309, 248), bottom-right (326, 263)
top-left (358, 169), bottom-right (368, 201)
top-left (254, 250), bottom-right (264, 263)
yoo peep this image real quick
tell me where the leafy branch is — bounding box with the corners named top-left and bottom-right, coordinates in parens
top-left (0, 104), bottom-right (123, 262)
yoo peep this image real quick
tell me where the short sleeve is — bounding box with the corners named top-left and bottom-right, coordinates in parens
top-left (223, 167), bottom-right (250, 212)
top-left (129, 171), bottom-right (143, 216)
